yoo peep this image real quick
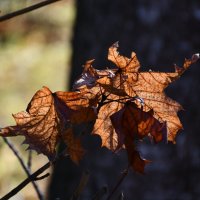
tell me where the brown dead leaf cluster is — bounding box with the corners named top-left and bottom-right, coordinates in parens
top-left (0, 42), bottom-right (199, 173)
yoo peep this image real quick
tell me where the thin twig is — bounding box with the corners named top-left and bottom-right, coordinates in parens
top-left (0, 0), bottom-right (61, 22)
top-left (34, 173), bottom-right (50, 181)
top-left (0, 161), bottom-right (51, 200)
top-left (27, 150), bottom-right (32, 171)
top-left (106, 166), bottom-right (130, 200)
top-left (0, 151), bottom-right (66, 200)
top-left (71, 170), bottom-right (90, 200)
top-left (2, 138), bottom-right (44, 200)
top-left (102, 97), bottom-right (131, 106)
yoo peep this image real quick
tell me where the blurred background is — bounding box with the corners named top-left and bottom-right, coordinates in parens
top-left (0, 0), bottom-right (75, 199)
top-left (0, 0), bottom-right (200, 200)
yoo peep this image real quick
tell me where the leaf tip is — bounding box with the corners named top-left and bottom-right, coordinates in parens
top-left (112, 41), bottom-right (119, 48)
top-left (192, 53), bottom-right (200, 63)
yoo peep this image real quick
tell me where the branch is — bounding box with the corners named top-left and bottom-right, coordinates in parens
top-left (0, 0), bottom-right (61, 22)
top-left (106, 166), bottom-right (130, 200)
top-left (0, 161), bottom-right (50, 200)
top-left (71, 170), bottom-right (90, 200)
top-left (0, 152), bottom-right (66, 200)
top-left (2, 138), bottom-right (44, 200)
top-left (34, 173), bottom-right (50, 181)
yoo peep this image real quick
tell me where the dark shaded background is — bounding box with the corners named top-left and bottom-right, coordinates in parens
top-left (49, 1), bottom-right (200, 199)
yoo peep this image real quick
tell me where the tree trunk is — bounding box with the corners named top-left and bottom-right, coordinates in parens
top-left (48, 1), bottom-right (200, 199)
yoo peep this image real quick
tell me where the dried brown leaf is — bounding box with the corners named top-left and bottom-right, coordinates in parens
top-left (124, 137), bottom-right (150, 174)
top-left (1, 87), bottom-right (59, 158)
top-left (110, 102), bottom-right (166, 173)
top-left (62, 128), bottom-right (85, 164)
top-left (108, 41), bottom-right (140, 73)
top-left (0, 43), bottom-right (198, 173)
top-left (92, 94), bottom-right (125, 151)
top-left (110, 102), bottom-right (166, 144)
top-left (0, 86), bottom-right (97, 160)
top-left (98, 43), bottom-right (199, 143)
top-left (73, 59), bottom-right (99, 89)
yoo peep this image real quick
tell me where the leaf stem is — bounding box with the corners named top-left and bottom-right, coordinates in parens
top-left (0, 150), bottom-right (66, 200)
top-left (106, 166), bottom-right (130, 200)
top-left (2, 138), bottom-right (44, 200)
